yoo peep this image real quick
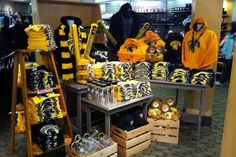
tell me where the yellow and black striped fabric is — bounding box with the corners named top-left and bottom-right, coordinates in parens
top-left (55, 24), bottom-right (75, 80)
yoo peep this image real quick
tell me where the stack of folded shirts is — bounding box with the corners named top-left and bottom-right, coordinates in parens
top-left (133, 62), bottom-right (151, 79)
top-left (32, 123), bottom-right (64, 151)
top-left (25, 25), bottom-right (56, 51)
top-left (115, 81), bottom-right (135, 102)
top-left (90, 63), bottom-right (103, 80)
top-left (133, 81), bottom-right (152, 98)
top-left (113, 62), bottom-right (133, 81)
top-left (151, 62), bottom-right (170, 81)
top-left (102, 62), bottom-right (116, 82)
top-left (190, 69), bottom-right (215, 87)
top-left (117, 38), bottom-right (147, 63)
top-left (170, 67), bottom-right (190, 84)
top-left (26, 67), bottom-right (55, 91)
top-left (28, 92), bottom-right (63, 124)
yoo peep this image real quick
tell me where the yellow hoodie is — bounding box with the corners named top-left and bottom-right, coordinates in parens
top-left (182, 18), bottom-right (218, 69)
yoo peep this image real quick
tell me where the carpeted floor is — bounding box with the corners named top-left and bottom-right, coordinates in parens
top-left (0, 85), bottom-right (229, 157)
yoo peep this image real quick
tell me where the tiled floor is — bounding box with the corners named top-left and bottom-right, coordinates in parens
top-left (0, 85), bottom-right (229, 157)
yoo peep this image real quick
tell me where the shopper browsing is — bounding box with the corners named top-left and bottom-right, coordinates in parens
top-left (216, 21), bottom-right (236, 86)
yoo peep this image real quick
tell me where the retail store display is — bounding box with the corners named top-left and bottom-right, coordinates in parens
top-left (28, 92), bottom-right (63, 124)
top-left (10, 49), bottom-right (72, 157)
top-left (31, 123), bottom-right (64, 151)
top-left (148, 118), bottom-right (180, 144)
top-left (182, 17), bottom-right (218, 69)
top-left (114, 62), bottom-right (133, 81)
top-left (69, 130), bottom-right (115, 156)
top-left (133, 61), bottom-right (151, 80)
top-left (118, 38), bottom-right (147, 63)
top-left (111, 122), bottom-right (151, 157)
top-left (112, 109), bottom-right (148, 131)
top-left (190, 69), bottom-right (215, 87)
top-left (147, 97), bottom-right (180, 144)
top-left (66, 131), bottom-right (117, 157)
top-left (87, 79), bottom-right (152, 103)
top-left (109, 3), bottom-right (140, 52)
top-left (25, 25), bottom-right (56, 51)
top-left (140, 30), bottom-right (165, 62)
top-left (170, 66), bottom-right (190, 84)
top-left (151, 62), bottom-right (170, 81)
top-left (54, 16), bottom-right (82, 80)
top-left (164, 32), bottom-right (183, 64)
top-left (26, 66), bottom-right (55, 91)
top-left (148, 98), bottom-right (180, 121)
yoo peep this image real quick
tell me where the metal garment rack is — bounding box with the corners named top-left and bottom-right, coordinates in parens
top-left (138, 79), bottom-right (207, 140)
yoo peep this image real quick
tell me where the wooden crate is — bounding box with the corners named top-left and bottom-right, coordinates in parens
top-left (65, 142), bottom-right (117, 157)
top-left (148, 118), bottom-right (180, 144)
top-left (111, 124), bottom-right (151, 157)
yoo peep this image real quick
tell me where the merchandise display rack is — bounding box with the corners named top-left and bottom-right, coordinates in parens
top-left (137, 79), bottom-right (206, 140)
top-left (9, 49), bottom-right (73, 157)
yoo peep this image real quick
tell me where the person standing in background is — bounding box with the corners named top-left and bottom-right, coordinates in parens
top-left (109, 3), bottom-right (139, 60)
top-left (216, 21), bottom-right (236, 86)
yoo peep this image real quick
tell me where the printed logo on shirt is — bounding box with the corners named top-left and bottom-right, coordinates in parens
top-left (188, 39), bottom-right (200, 52)
top-left (125, 44), bottom-right (137, 52)
top-left (170, 40), bottom-right (181, 50)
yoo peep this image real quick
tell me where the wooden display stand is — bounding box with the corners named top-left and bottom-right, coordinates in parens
top-left (148, 118), bottom-right (179, 144)
top-left (9, 49), bottom-right (73, 157)
top-left (111, 124), bottom-right (151, 157)
top-left (65, 142), bottom-right (118, 157)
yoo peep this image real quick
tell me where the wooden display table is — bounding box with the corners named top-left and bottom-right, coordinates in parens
top-left (138, 79), bottom-right (207, 140)
top-left (82, 95), bottom-right (153, 136)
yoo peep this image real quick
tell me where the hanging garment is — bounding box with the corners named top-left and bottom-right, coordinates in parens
top-left (165, 32), bottom-right (183, 64)
top-left (182, 17), bottom-right (218, 69)
top-left (54, 16), bottom-right (82, 80)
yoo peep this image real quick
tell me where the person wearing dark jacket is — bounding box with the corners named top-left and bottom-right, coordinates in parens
top-left (109, 3), bottom-right (139, 60)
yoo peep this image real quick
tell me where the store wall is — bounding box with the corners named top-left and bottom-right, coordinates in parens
top-left (232, 0), bottom-right (236, 20)
top-left (220, 42), bottom-right (236, 157)
top-left (223, 0), bottom-right (234, 21)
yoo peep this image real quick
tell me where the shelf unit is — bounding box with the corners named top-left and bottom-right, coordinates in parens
top-left (10, 49), bottom-right (73, 157)
top-left (99, 0), bottom-right (192, 39)
top-left (217, 10), bottom-right (230, 80)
